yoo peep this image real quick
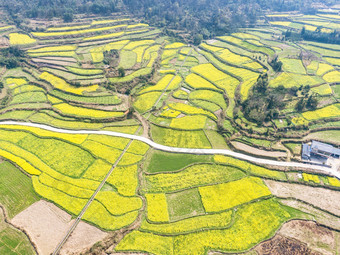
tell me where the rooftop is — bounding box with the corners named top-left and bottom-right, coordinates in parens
top-left (311, 141), bottom-right (340, 156)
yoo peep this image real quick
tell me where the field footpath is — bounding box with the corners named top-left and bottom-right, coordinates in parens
top-left (1, 120), bottom-right (339, 180)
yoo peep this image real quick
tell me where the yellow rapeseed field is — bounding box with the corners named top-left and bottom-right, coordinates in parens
top-left (328, 177), bottom-right (340, 187)
top-left (140, 210), bottom-right (233, 234)
top-left (40, 72), bottom-right (99, 95)
top-left (192, 63), bottom-right (230, 82)
top-left (124, 40), bottom-right (154, 50)
top-left (213, 155), bottom-right (286, 180)
top-left (39, 173), bottom-right (93, 198)
top-left (32, 176), bottom-right (87, 215)
top-left (83, 31), bottom-right (124, 41)
top-left (54, 103), bottom-right (124, 119)
top-left (107, 165), bottom-right (139, 196)
top-left (302, 103), bottom-right (340, 120)
top-left (82, 159), bottom-right (112, 181)
top-left (199, 177), bottom-right (271, 212)
top-left (115, 231), bottom-right (173, 255)
top-left (302, 173), bottom-right (320, 184)
top-left (160, 107), bottom-right (181, 118)
top-left (168, 102), bottom-right (216, 120)
top-left (0, 148), bottom-right (41, 175)
top-left (1, 124), bottom-right (88, 144)
top-left (95, 191), bottom-right (142, 215)
top-left (170, 115), bottom-right (207, 130)
top-left (139, 75), bottom-right (181, 94)
top-left (9, 33), bottom-right (36, 45)
top-left (116, 199), bottom-right (292, 254)
top-left (32, 24), bottom-right (127, 37)
top-left (316, 63), bottom-right (334, 76)
top-left (165, 42), bottom-right (186, 49)
top-left (83, 200), bottom-right (139, 230)
top-left (145, 193), bottom-right (169, 222)
top-left (185, 73), bottom-right (220, 90)
top-left (27, 45), bottom-right (77, 53)
top-left (323, 70), bottom-right (340, 83)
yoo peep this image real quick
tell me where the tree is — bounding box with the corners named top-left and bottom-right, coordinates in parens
top-left (118, 67), bottom-right (125, 77)
top-left (254, 73), bottom-right (268, 93)
top-left (269, 55), bottom-right (283, 72)
top-left (63, 12), bottom-right (73, 23)
top-left (295, 98), bottom-right (305, 112)
top-left (193, 34), bottom-right (203, 45)
top-left (306, 95), bottom-right (318, 110)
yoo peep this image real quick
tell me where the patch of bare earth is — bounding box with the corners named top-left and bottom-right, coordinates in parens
top-left (231, 141), bottom-right (287, 158)
top-left (60, 221), bottom-right (108, 255)
top-left (11, 200), bottom-right (108, 255)
top-left (279, 220), bottom-right (339, 255)
top-left (254, 234), bottom-right (321, 255)
top-left (264, 180), bottom-right (340, 216)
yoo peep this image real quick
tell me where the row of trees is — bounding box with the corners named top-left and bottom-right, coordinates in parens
top-left (285, 26), bottom-right (340, 45)
top-left (0, 47), bottom-right (26, 69)
top-left (1, 0), bottom-right (338, 43)
top-left (1, 0), bottom-right (119, 24)
top-left (241, 73), bottom-right (318, 124)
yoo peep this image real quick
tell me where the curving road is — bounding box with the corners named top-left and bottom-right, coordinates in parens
top-left (0, 120), bottom-right (339, 179)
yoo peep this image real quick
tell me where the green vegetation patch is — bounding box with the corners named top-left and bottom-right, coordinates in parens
top-left (144, 150), bottom-right (213, 173)
top-left (166, 188), bottom-right (205, 221)
top-left (143, 163), bottom-right (246, 193)
top-left (0, 212), bottom-right (36, 255)
top-left (119, 50), bottom-right (137, 69)
top-left (50, 90), bottom-right (121, 105)
top-left (269, 72), bottom-right (324, 88)
top-left (0, 161), bottom-right (39, 218)
top-left (10, 91), bottom-right (47, 105)
top-left (17, 134), bottom-right (95, 177)
top-left (281, 58), bottom-right (306, 74)
top-left (151, 125), bottom-right (212, 149)
top-left (116, 198), bottom-right (303, 254)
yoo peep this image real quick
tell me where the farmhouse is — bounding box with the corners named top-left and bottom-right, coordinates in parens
top-left (302, 140), bottom-right (340, 161)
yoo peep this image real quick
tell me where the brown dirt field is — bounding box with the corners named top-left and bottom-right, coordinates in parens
top-left (39, 56), bottom-right (78, 63)
top-left (31, 58), bottom-right (75, 67)
top-left (264, 180), bottom-right (340, 216)
top-left (254, 234), bottom-right (322, 255)
top-left (60, 221), bottom-right (109, 255)
top-left (11, 200), bottom-right (109, 255)
top-left (11, 200), bottom-right (73, 255)
top-left (279, 220), bottom-right (339, 255)
top-left (279, 199), bottom-right (340, 230)
top-left (231, 141), bottom-right (287, 158)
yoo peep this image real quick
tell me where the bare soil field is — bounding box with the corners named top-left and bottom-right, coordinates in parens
top-left (254, 234), bottom-right (321, 255)
top-left (264, 180), bottom-right (340, 216)
top-left (11, 200), bottom-right (108, 255)
top-left (60, 221), bottom-right (109, 255)
top-left (231, 141), bottom-right (287, 158)
top-left (279, 220), bottom-right (340, 255)
top-left (280, 199), bottom-right (340, 230)
top-left (11, 200), bottom-right (73, 255)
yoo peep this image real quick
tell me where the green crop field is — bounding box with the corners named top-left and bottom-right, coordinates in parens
top-left (0, 161), bottom-right (39, 218)
top-left (0, 212), bottom-right (36, 255)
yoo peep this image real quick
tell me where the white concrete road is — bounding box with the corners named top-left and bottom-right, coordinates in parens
top-left (1, 121), bottom-right (339, 179)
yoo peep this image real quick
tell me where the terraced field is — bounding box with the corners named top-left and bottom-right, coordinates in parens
top-left (0, 10), bottom-right (339, 255)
